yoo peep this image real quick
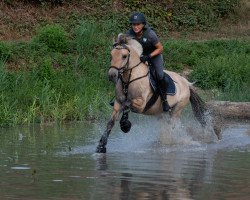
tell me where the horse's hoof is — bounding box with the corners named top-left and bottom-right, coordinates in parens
top-left (120, 119), bottom-right (132, 133)
top-left (96, 146), bottom-right (106, 153)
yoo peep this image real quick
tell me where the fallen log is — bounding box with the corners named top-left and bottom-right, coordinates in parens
top-left (206, 101), bottom-right (250, 119)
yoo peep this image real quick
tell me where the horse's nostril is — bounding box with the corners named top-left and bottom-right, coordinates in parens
top-left (108, 74), bottom-right (116, 82)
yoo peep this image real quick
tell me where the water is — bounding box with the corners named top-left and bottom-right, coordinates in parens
top-left (0, 117), bottom-right (250, 200)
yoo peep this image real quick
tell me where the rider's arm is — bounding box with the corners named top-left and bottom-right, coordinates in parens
top-left (149, 42), bottom-right (163, 58)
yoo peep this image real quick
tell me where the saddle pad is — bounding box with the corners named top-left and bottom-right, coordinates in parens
top-left (149, 71), bottom-right (176, 95)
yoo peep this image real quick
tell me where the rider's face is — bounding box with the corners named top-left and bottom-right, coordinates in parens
top-left (132, 23), bottom-right (144, 34)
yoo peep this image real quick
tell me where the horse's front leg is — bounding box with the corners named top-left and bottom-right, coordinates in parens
top-left (120, 105), bottom-right (132, 133)
top-left (96, 101), bottom-right (121, 153)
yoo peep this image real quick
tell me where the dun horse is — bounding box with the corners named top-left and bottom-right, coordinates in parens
top-left (96, 34), bottom-right (211, 153)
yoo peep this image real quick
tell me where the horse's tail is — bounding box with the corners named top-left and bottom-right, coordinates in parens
top-left (189, 88), bottom-right (207, 126)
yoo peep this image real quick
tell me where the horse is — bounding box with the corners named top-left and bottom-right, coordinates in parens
top-left (96, 33), bottom-right (214, 153)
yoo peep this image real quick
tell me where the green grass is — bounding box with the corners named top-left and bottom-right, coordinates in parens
top-left (0, 21), bottom-right (114, 126)
top-left (164, 39), bottom-right (250, 102)
top-left (0, 21), bottom-right (249, 126)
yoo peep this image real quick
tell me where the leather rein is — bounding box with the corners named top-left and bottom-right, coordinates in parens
top-left (110, 43), bottom-right (149, 96)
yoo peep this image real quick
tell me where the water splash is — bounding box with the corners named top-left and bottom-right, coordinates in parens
top-left (60, 113), bottom-right (250, 155)
top-left (98, 113), bottom-right (219, 153)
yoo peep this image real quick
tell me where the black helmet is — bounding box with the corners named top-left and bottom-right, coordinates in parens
top-left (129, 12), bottom-right (146, 24)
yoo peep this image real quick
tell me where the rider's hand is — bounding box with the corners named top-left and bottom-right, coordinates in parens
top-left (140, 54), bottom-right (151, 63)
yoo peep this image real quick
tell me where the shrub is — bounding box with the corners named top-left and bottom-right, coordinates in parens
top-left (0, 42), bottom-right (11, 62)
top-left (33, 24), bottom-right (69, 53)
top-left (4, 0), bottom-right (243, 32)
top-left (190, 54), bottom-right (250, 91)
top-left (33, 58), bottom-right (55, 81)
top-left (14, 0), bottom-right (67, 6)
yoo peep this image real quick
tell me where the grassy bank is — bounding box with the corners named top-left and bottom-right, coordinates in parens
top-left (0, 22), bottom-right (114, 126)
top-left (164, 39), bottom-right (250, 101)
top-left (0, 21), bottom-right (249, 126)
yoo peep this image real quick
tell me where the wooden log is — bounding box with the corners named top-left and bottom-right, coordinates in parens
top-left (206, 101), bottom-right (250, 119)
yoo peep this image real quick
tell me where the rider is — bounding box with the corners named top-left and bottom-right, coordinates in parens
top-left (126, 12), bottom-right (170, 112)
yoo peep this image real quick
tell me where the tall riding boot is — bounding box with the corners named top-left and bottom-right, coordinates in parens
top-left (159, 79), bottom-right (170, 112)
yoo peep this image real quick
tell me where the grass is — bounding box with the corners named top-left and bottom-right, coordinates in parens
top-left (164, 39), bottom-right (250, 101)
top-left (0, 21), bottom-right (249, 126)
top-left (0, 21), bottom-right (114, 126)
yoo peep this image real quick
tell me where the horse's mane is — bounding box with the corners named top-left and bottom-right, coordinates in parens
top-left (116, 33), bottom-right (143, 56)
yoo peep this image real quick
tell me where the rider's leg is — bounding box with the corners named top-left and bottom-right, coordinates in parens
top-left (159, 80), bottom-right (170, 112)
top-left (150, 54), bottom-right (170, 112)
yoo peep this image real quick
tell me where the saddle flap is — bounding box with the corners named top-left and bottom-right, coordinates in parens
top-left (149, 71), bottom-right (176, 96)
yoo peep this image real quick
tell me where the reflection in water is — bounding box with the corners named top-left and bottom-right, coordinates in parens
top-left (0, 121), bottom-right (249, 199)
top-left (95, 153), bottom-right (108, 171)
top-left (93, 151), bottom-right (212, 200)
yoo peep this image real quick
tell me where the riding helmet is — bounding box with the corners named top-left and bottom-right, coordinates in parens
top-left (129, 12), bottom-right (147, 24)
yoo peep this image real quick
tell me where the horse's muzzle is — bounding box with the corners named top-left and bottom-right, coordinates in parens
top-left (108, 68), bottom-right (118, 83)
top-left (108, 73), bottom-right (117, 82)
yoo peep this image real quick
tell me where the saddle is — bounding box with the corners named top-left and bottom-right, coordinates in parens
top-left (142, 69), bottom-right (176, 112)
top-left (149, 69), bottom-right (176, 96)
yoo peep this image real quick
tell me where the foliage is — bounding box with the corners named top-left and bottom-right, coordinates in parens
top-left (163, 39), bottom-right (250, 100)
top-left (164, 39), bottom-right (249, 70)
top-left (33, 24), bottom-right (69, 53)
top-left (0, 21), bottom-right (113, 126)
top-left (5, 0), bottom-right (243, 32)
top-left (172, 0), bottom-right (240, 30)
top-left (189, 39), bottom-right (249, 90)
top-left (122, 0), bottom-right (241, 31)
top-left (0, 42), bottom-right (11, 62)
top-left (0, 21), bottom-right (249, 126)
top-left (13, 0), bottom-right (66, 6)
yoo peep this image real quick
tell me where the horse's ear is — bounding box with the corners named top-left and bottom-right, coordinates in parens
top-left (117, 33), bottom-right (128, 44)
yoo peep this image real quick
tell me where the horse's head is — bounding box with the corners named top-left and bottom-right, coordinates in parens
top-left (108, 33), bottom-right (143, 84)
top-left (108, 34), bottom-right (131, 83)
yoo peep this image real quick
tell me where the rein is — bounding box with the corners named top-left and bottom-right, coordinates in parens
top-left (110, 44), bottom-right (149, 96)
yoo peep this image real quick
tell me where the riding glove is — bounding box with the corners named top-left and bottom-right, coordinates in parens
top-left (140, 54), bottom-right (151, 63)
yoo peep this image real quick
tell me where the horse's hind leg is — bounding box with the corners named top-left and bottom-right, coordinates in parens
top-left (96, 101), bottom-right (121, 153)
top-left (170, 98), bottom-right (189, 119)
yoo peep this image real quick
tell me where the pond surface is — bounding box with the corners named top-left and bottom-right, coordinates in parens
top-left (0, 116), bottom-right (250, 200)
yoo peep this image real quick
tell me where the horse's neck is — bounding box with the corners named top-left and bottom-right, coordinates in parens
top-left (123, 49), bottom-right (153, 98)
top-left (123, 58), bottom-right (148, 82)
top-left (128, 59), bottom-right (152, 93)
top-left (130, 54), bottom-right (148, 77)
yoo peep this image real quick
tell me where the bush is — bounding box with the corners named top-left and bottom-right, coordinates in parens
top-left (190, 54), bottom-right (250, 91)
top-left (14, 0), bottom-right (66, 6)
top-left (33, 24), bottom-right (69, 53)
top-left (123, 0), bottom-right (241, 31)
top-left (33, 58), bottom-right (55, 81)
top-left (4, 0), bottom-right (244, 33)
top-left (0, 42), bottom-right (11, 62)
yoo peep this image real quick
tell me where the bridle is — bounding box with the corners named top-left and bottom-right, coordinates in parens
top-left (110, 43), bottom-right (131, 73)
top-left (110, 43), bottom-right (149, 95)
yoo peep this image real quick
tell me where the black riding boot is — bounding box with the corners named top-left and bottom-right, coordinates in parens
top-left (159, 79), bottom-right (170, 112)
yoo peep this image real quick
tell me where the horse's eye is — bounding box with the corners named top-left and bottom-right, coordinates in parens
top-left (122, 55), bottom-right (127, 59)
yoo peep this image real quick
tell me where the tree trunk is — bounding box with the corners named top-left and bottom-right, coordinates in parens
top-left (206, 101), bottom-right (250, 119)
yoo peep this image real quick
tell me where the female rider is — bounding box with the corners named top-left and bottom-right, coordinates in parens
top-left (126, 12), bottom-right (170, 111)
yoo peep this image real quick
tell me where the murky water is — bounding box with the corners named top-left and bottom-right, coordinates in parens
top-left (0, 116), bottom-right (250, 200)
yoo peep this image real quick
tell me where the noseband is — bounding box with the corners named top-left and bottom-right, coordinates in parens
top-left (110, 43), bottom-right (132, 73)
